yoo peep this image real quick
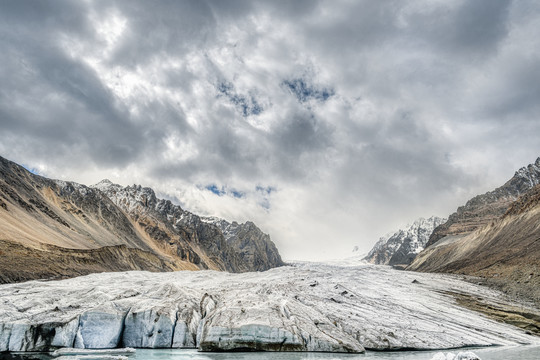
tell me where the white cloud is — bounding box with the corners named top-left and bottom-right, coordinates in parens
top-left (1, 0), bottom-right (539, 260)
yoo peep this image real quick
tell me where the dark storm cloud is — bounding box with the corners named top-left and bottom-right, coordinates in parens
top-left (0, 0), bottom-right (539, 259)
top-left (405, 0), bottom-right (511, 56)
top-left (0, 40), bottom-right (145, 166)
top-left (106, 0), bottom-right (217, 67)
top-left (0, 0), bottom-right (187, 167)
top-left (273, 112), bottom-right (333, 157)
top-left (340, 112), bottom-right (459, 198)
top-left (482, 56), bottom-right (540, 118)
top-left (449, 0), bottom-right (511, 53)
top-left (304, 0), bottom-right (400, 52)
top-left (0, 0), bottom-right (92, 36)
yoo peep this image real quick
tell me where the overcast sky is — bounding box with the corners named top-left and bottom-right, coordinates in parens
top-left (1, 0), bottom-right (539, 260)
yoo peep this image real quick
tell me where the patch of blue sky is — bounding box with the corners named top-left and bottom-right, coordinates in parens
top-left (217, 81), bottom-right (263, 117)
top-left (256, 185), bottom-right (275, 195)
top-left (258, 198), bottom-right (271, 210)
top-left (21, 164), bottom-right (39, 175)
top-left (256, 185), bottom-right (276, 210)
top-left (230, 189), bottom-right (245, 198)
top-left (282, 78), bottom-right (334, 103)
top-left (206, 184), bottom-right (226, 196)
top-left (205, 184), bottom-right (274, 207)
top-left (205, 184), bottom-right (245, 198)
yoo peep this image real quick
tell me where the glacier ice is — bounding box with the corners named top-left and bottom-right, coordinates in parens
top-left (0, 263), bottom-right (538, 353)
top-left (431, 351), bottom-right (481, 360)
top-left (74, 307), bottom-right (126, 349)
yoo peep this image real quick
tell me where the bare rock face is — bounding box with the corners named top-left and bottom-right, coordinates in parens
top-left (202, 217), bottom-right (285, 271)
top-left (426, 157), bottom-right (540, 248)
top-left (92, 180), bottom-right (239, 272)
top-left (363, 216), bottom-right (446, 266)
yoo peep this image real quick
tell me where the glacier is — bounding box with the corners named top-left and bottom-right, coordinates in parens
top-left (0, 262), bottom-right (538, 353)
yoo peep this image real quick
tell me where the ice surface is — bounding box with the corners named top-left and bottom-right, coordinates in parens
top-left (430, 351), bottom-right (481, 360)
top-left (0, 263), bottom-right (538, 352)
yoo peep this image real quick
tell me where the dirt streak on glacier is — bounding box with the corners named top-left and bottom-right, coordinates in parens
top-left (0, 263), bottom-right (538, 353)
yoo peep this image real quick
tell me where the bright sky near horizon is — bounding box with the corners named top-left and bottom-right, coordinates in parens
top-left (1, 0), bottom-right (539, 260)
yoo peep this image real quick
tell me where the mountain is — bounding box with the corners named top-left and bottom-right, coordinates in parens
top-left (93, 180), bottom-right (284, 273)
top-left (409, 157), bottom-right (540, 304)
top-left (363, 216), bottom-right (446, 266)
top-left (201, 217), bottom-right (284, 272)
top-left (409, 183), bottom-right (540, 304)
top-left (0, 156), bottom-right (283, 283)
top-left (425, 157), bottom-right (540, 248)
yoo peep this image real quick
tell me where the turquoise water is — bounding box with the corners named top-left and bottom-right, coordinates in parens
top-left (132, 346), bottom-right (540, 360)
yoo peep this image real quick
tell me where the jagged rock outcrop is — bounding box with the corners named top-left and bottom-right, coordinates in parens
top-left (0, 156), bottom-right (284, 283)
top-left (0, 263), bottom-right (537, 353)
top-left (363, 217), bottom-right (446, 266)
top-left (202, 217), bottom-right (284, 271)
top-left (426, 157), bottom-right (540, 248)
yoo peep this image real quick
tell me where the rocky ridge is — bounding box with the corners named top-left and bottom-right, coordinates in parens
top-left (202, 217), bottom-right (284, 272)
top-left (426, 157), bottom-right (540, 248)
top-left (0, 156), bottom-right (284, 283)
top-left (92, 180), bottom-right (284, 273)
top-left (363, 216), bottom-right (446, 266)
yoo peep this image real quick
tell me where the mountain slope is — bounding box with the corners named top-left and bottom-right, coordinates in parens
top-left (363, 216), bottom-right (446, 266)
top-left (0, 158), bottom-right (153, 252)
top-left (0, 240), bottom-right (177, 283)
top-left (426, 157), bottom-right (540, 248)
top-left (409, 184), bottom-right (540, 305)
top-left (0, 156), bottom-right (284, 283)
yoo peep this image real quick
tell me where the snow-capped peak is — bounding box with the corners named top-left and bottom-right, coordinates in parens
top-left (363, 216), bottom-right (446, 266)
top-left (92, 179), bottom-right (122, 192)
top-left (91, 180), bottom-right (159, 215)
top-left (513, 157), bottom-right (540, 188)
